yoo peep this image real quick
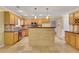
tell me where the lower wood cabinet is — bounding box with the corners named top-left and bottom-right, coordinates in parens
top-left (76, 34), bottom-right (79, 49)
top-left (4, 31), bottom-right (18, 46)
top-left (65, 32), bottom-right (76, 47)
top-left (13, 32), bottom-right (18, 43)
top-left (69, 32), bottom-right (76, 47)
top-left (65, 32), bottom-right (70, 44)
top-left (22, 29), bottom-right (28, 37)
top-left (4, 32), bottom-right (14, 45)
top-left (65, 31), bottom-right (79, 50)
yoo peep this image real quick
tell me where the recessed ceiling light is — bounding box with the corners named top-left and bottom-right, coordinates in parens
top-left (18, 10), bottom-right (23, 13)
top-left (24, 14), bottom-right (28, 16)
top-left (32, 14), bottom-right (35, 16)
top-left (39, 14), bottom-right (42, 16)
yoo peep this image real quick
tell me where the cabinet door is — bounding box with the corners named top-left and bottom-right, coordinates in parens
top-left (23, 29), bottom-right (28, 36)
top-left (42, 18), bottom-right (49, 23)
top-left (65, 32), bottom-right (70, 44)
top-left (74, 11), bottom-right (79, 25)
top-left (22, 30), bottom-right (28, 37)
top-left (25, 20), bottom-right (31, 25)
top-left (69, 33), bottom-right (76, 47)
top-left (14, 32), bottom-right (18, 43)
top-left (10, 13), bottom-right (15, 24)
top-left (4, 32), bottom-right (14, 45)
top-left (14, 16), bottom-right (17, 24)
top-left (76, 34), bottom-right (79, 49)
top-left (4, 12), bottom-right (10, 24)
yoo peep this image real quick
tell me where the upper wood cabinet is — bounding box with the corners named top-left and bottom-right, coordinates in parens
top-left (4, 12), bottom-right (15, 24)
top-left (24, 19), bottom-right (32, 25)
top-left (23, 18), bottom-right (49, 25)
top-left (14, 15), bottom-right (18, 24)
top-left (10, 13), bottom-right (15, 24)
top-left (69, 11), bottom-right (79, 25)
top-left (74, 11), bottom-right (79, 18)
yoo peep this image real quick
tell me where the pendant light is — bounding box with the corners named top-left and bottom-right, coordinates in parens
top-left (34, 8), bottom-right (37, 19)
top-left (46, 8), bottom-right (49, 19)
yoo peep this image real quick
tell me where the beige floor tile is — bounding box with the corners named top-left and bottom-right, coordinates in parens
top-left (0, 36), bottom-right (79, 53)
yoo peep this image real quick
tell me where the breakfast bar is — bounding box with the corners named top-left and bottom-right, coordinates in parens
top-left (29, 27), bottom-right (56, 51)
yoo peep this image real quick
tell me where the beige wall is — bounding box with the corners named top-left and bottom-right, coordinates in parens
top-left (0, 11), bottom-right (4, 47)
top-left (55, 16), bottom-right (64, 39)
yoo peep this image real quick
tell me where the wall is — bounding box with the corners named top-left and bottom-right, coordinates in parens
top-left (55, 16), bottom-right (64, 39)
top-left (0, 11), bottom-right (4, 47)
top-left (61, 14), bottom-right (70, 39)
top-left (55, 14), bottom-right (70, 39)
top-left (42, 17), bottom-right (56, 27)
top-left (63, 14), bottom-right (69, 31)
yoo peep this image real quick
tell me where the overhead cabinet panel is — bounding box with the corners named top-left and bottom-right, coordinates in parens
top-left (4, 12), bottom-right (15, 25)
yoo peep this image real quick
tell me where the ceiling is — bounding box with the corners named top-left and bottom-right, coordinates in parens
top-left (2, 6), bottom-right (79, 17)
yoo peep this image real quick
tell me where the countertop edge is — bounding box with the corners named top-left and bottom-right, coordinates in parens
top-left (29, 27), bottom-right (56, 28)
top-left (65, 31), bottom-right (79, 34)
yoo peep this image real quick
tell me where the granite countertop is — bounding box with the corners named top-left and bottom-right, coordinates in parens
top-left (65, 31), bottom-right (79, 34)
top-left (4, 31), bottom-right (19, 32)
top-left (29, 27), bottom-right (56, 28)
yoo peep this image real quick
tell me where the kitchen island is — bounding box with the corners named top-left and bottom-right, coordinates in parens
top-left (29, 27), bottom-right (56, 51)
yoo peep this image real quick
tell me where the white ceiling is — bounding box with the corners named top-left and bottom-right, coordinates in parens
top-left (2, 6), bottom-right (79, 17)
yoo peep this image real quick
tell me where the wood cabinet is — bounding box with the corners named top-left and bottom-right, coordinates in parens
top-left (4, 12), bottom-right (15, 24)
top-left (4, 32), bottom-right (18, 45)
top-left (4, 32), bottom-right (14, 45)
top-left (76, 34), bottom-right (79, 49)
top-left (74, 11), bottom-right (79, 25)
top-left (74, 11), bottom-right (79, 18)
top-left (66, 11), bottom-right (79, 50)
top-left (10, 13), bottom-right (15, 24)
top-left (69, 11), bottom-right (79, 25)
top-left (65, 32), bottom-right (70, 44)
top-left (69, 32), bottom-right (76, 47)
top-left (21, 29), bottom-right (28, 37)
top-left (24, 19), bottom-right (31, 25)
top-left (14, 32), bottom-right (18, 43)
top-left (42, 18), bottom-right (49, 23)
top-left (23, 18), bottom-right (49, 25)
top-left (65, 32), bottom-right (76, 47)
top-left (65, 31), bottom-right (79, 49)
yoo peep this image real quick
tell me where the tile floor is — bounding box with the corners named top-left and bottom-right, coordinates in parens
top-left (0, 36), bottom-right (79, 53)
